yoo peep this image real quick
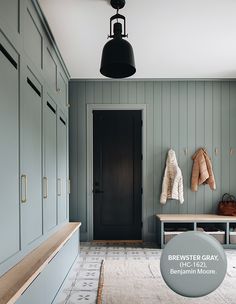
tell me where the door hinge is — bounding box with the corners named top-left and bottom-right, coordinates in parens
top-left (141, 154), bottom-right (143, 161)
top-left (141, 187), bottom-right (143, 195)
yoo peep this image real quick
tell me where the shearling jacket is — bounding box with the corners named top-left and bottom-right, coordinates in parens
top-left (191, 148), bottom-right (216, 192)
top-left (160, 149), bottom-right (184, 204)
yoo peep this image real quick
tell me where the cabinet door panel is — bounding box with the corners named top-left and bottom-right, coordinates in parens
top-left (43, 99), bottom-right (57, 232)
top-left (57, 115), bottom-right (67, 224)
top-left (20, 73), bottom-right (42, 246)
top-left (58, 72), bottom-right (67, 108)
top-left (0, 0), bottom-right (19, 34)
top-left (45, 47), bottom-right (57, 92)
top-left (24, 8), bottom-right (42, 69)
top-left (0, 37), bottom-right (20, 263)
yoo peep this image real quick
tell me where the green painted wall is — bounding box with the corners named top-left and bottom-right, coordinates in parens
top-left (69, 80), bottom-right (236, 241)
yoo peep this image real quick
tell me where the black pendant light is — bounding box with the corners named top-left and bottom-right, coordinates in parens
top-left (100, 0), bottom-right (136, 79)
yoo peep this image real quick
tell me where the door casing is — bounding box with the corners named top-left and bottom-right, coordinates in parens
top-left (87, 104), bottom-right (147, 241)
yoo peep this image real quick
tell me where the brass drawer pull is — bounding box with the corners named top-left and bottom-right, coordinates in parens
top-left (21, 174), bottom-right (28, 203)
top-left (43, 177), bottom-right (48, 199)
top-left (57, 178), bottom-right (62, 196)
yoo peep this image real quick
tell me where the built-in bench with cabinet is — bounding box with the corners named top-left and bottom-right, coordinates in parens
top-left (0, 222), bottom-right (81, 304)
top-left (156, 214), bottom-right (236, 249)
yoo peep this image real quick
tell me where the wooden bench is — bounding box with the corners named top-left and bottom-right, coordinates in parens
top-left (0, 222), bottom-right (81, 304)
top-left (156, 214), bottom-right (236, 249)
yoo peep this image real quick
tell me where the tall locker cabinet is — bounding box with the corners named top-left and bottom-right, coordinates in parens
top-left (20, 72), bottom-right (43, 247)
top-left (57, 113), bottom-right (67, 224)
top-left (0, 35), bottom-right (20, 263)
top-left (43, 99), bottom-right (57, 232)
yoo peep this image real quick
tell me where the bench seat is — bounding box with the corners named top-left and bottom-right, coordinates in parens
top-left (0, 222), bottom-right (81, 304)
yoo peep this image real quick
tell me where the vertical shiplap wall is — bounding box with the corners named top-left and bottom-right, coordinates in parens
top-left (69, 80), bottom-right (236, 241)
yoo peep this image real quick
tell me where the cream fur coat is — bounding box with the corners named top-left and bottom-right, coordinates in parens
top-left (160, 149), bottom-right (184, 204)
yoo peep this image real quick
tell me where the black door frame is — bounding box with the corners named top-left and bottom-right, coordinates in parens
top-left (86, 104), bottom-right (147, 241)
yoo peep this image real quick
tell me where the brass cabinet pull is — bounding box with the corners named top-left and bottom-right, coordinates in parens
top-left (43, 177), bottom-right (48, 199)
top-left (57, 178), bottom-right (62, 196)
top-left (21, 174), bottom-right (28, 203)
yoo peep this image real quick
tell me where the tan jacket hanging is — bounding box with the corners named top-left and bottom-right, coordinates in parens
top-left (191, 148), bottom-right (216, 192)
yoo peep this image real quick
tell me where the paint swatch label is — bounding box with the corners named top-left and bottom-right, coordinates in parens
top-left (160, 231), bottom-right (227, 297)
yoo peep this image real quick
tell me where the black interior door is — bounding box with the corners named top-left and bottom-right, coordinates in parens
top-left (93, 110), bottom-right (142, 240)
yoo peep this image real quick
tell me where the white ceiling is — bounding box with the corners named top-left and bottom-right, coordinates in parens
top-left (39, 0), bottom-right (236, 79)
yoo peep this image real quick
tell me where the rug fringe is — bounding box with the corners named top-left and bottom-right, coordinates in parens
top-left (97, 260), bottom-right (105, 304)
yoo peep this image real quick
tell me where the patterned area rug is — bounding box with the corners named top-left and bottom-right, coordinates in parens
top-left (53, 243), bottom-right (236, 304)
top-left (98, 256), bottom-right (236, 304)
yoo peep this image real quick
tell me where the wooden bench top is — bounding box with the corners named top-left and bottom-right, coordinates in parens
top-left (0, 222), bottom-right (81, 304)
top-left (156, 214), bottom-right (236, 222)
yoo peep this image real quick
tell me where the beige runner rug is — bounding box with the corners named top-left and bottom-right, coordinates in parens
top-left (97, 260), bottom-right (236, 304)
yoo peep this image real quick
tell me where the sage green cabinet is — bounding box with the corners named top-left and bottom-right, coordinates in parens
top-left (16, 229), bottom-right (79, 304)
top-left (45, 45), bottom-right (57, 92)
top-left (24, 4), bottom-right (43, 70)
top-left (0, 35), bottom-right (20, 264)
top-left (57, 113), bottom-right (68, 224)
top-left (43, 98), bottom-right (57, 232)
top-left (20, 72), bottom-right (43, 247)
top-left (57, 71), bottom-right (68, 109)
top-left (0, 0), bottom-right (70, 278)
top-left (0, 0), bottom-right (19, 36)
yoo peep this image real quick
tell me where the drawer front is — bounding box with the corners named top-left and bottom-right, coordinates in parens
top-left (16, 230), bottom-right (79, 304)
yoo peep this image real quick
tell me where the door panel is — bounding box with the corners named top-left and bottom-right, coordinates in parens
top-left (20, 73), bottom-right (42, 246)
top-left (0, 0), bottom-right (19, 34)
top-left (93, 110), bottom-right (142, 240)
top-left (24, 8), bottom-right (42, 69)
top-left (57, 114), bottom-right (67, 224)
top-left (58, 72), bottom-right (68, 108)
top-left (45, 47), bottom-right (57, 92)
top-left (0, 37), bottom-right (20, 263)
top-left (43, 99), bottom-right (57, 232)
